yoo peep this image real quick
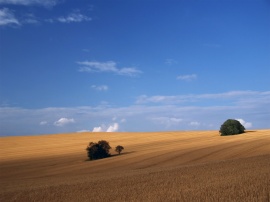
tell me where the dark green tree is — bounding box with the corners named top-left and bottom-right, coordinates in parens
top-left (115, 145), bottom-right (124, 155)
top-left (98, 140), bottom-right (111, 155)
top-left (219, 119), bottom-right (245, 136)
top-left (86, 140), bottom-right (111, 160)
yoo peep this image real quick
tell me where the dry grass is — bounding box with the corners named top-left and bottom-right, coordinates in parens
top-left (0, 130), bottom-right (270, 201)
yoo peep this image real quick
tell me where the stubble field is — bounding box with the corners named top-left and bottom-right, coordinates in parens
top-left (0, 130), bottom-right (270, 201)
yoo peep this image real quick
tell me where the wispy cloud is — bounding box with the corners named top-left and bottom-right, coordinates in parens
top-left (57, 11), bottom-right (91, 23)
top-left (189, 121), bottom-right (200, 127)
top-left (79, 61), bottom-right (117, 72)
top-left (1, 1), bottom-right (88, 27)
top-left (54, 118), bottom-right (75, 127)
top-left (0, 8), bottom-right (20, 26)
top-left (23, 18), bottom-right (38, 24)
top-left (177, 74), bottom-right (197, 81)
top-left (151, 117), bottom-right (183, 128)
top-left (0, 9), bottom-right (40, 27)
top-left (39, 121), bottom-right (48, 125)
top-left (0, 0), bottom-right (59, 7)
top-left (91, 85), bottom-right (108, 91)
top-left (136, 95), bottom-right (179, 104)
top-left (82, 49), bottom-right (89, 52)
top-left (117, 67), bottom-right (142, 76)
top-left (78, 60), bottom-right (142, 77)
top-left (137, 90), bottom-right (268, 105)
top-left (165, 59), bottom-right (178, 65)
top-left (22, 13), bottom-right (39, 24)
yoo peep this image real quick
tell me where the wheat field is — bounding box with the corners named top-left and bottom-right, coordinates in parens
top-left (0, 130), bottom-right (270, 201)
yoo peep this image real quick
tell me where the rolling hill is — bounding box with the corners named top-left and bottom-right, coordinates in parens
top-left (1, 130), bottom-right (269, 201)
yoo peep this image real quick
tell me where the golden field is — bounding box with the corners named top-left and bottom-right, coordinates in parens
top-left (0, 130), bottom-right (270, 201)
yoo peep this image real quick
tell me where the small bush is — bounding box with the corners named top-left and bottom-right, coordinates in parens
top-left (115, 145), bottom-right (124, 155)
top-left (219, 119), bottom-right (245, 136)
top-left (86, 140), bottom-right (111, 160)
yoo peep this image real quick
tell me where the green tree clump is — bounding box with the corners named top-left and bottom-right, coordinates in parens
top-left (115, 145), bottom-right (124, 155)
top-left (86, 140), bottom-right (111, 160)
top-left (219, 119), bottom-right (245, 136)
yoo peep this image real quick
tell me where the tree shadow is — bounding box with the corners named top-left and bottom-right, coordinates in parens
top-left (110, 151), bottom-right (136, 157)
top-left (245, 130), bottom-right (257, 133)
top-left (85, 151), bottom-right (135, 162)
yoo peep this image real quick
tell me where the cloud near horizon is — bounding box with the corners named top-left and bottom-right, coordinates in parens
top-left (92, 123), bottom-right (119, 132)
top-left (54, 118), bottom-right (75, 127)
top-left (236, 118), bottom-right (252, 129)
top-left (0, 90), bottom-right (269, 136)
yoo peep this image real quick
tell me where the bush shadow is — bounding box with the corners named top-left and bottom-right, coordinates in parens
top-left (85, 151), bottom-right (135, 162)
top-left (245, 130), bottom-right (257, 133)
top-left (110, 151), bottom-right (136, 157)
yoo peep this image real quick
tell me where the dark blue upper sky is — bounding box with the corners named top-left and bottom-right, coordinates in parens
top-left (0, 0), bottom-right (269, 135)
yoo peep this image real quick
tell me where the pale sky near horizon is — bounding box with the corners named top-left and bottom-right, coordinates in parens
top-left (0, 0), bottom-right (269, 136)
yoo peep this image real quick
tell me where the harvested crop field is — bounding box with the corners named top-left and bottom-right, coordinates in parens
top-left (1, 130), bottom-right (270, 201)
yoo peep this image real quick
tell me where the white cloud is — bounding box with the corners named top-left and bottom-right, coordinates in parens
top-left (39, 121), bottom-right (48, 125)
top-left (92, 123), bottom-right (119, 132)
top-left (106, 123), bottom-right (119, 132)
top-left (236, 119), bottom-right (252, 129)
top-left (177, 74), bottom-right (197, 81)
top-left (0, 8), bottom-right (20, 26)
top-left (118, 67), bottom-right (142, 76)
top-left (79, 61), bottom-right (117, 72)
top-left (92, 126), bottom-right (103, 132)
top-left (0, 9), bottom-right (40, 27)
top-left (0, 0), bottom-right (58, 6)
top-left (78, 60), bottom-right (142, 77)
top-left (57, 11), bottom-right (91, 23)
top-left (54, 118), bottom-right (75, 127)
top-left (190, 121), bottom-right (200, 126)
top-left (91, 85), bottom-right (108, 91)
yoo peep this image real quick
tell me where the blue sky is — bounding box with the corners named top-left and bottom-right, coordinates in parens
top-left (0, 0), bottom-right (269, 136)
